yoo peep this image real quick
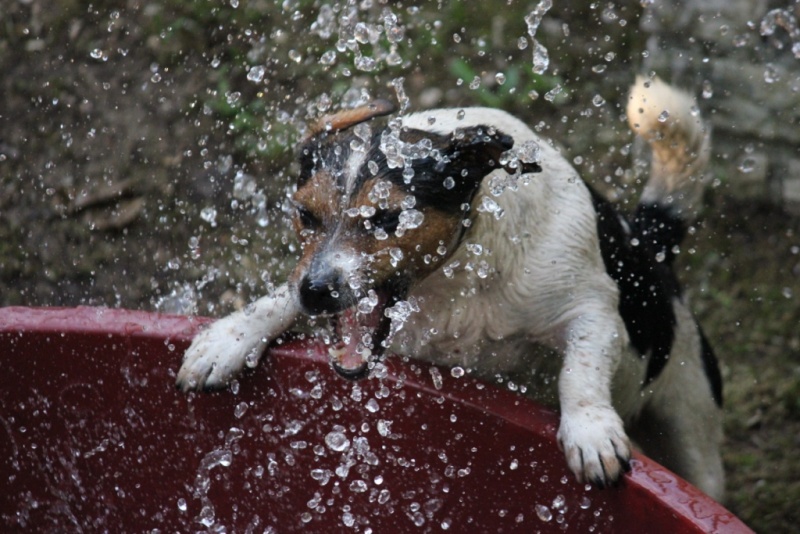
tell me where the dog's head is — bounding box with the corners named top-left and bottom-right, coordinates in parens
top-left (288, 100), bottom-right (540, 377)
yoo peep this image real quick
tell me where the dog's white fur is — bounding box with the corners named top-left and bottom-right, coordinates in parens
top-left (177, 78), bottom-right (724, 500)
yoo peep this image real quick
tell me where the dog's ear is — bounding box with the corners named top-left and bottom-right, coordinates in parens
top-left (446, 126), bottom-right (542, 176)
top-left (399, 126), bottom-right (541, 213)
top-left (306, 99), bottom-right (396, 140)
top-left (297, 100), bottom-right (396, 185)
top-left (437, 125), bottom-right (541, 187)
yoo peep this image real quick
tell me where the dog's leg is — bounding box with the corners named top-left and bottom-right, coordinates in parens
top-left (176, 284), bottom-right (300, 391)
top-left (555, 310), bottom-right (633, 488)
top-left (629, 303), bottom-right (725, 501)
top-left (629, 402), bottom-right (725, 501)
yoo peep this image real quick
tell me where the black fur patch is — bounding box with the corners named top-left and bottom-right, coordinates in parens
top-left (699, 328), bottom-right (724, 407)
top-left (297, 122), bottom-right (531, 215)
top-left (590, 188), bottom-right (723, 406)
top-left (589, 188), bottom-right (681, 387)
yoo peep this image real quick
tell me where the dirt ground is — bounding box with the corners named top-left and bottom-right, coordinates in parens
top-left (2, 2), bottom-right (799, 532)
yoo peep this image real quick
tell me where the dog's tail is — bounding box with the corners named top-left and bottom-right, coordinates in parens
top-left (626, 76), bottom-right (710, 261)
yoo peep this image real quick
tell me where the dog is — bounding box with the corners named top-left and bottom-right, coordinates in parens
top-left (176, 76), bottom-right (725, 501)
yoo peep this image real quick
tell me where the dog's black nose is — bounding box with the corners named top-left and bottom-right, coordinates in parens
top-left (298, 269), bottom-right (347, 315)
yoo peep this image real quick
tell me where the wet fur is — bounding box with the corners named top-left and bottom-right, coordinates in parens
top-left (176, 77), bottom-right (725, 501)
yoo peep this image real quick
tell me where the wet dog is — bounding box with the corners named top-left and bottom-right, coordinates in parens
top-left (176, 77), bottom-right (725, 500)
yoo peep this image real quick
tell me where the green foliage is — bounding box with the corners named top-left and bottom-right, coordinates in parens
top-left (449, 58), bottom-right (563, 108)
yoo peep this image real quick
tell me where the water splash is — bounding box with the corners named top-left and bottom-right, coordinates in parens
top-left (312, 4), bottom-right (407, 76)
top-left (524, 0), bottom-right (553, 74)
top-left (383, 297), bottom-right (420, 342)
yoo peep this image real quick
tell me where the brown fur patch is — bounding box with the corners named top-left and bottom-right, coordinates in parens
top-left (290, 168), bottom-right (466, 294)
top-left (289, 171), bottom-right (342, 284)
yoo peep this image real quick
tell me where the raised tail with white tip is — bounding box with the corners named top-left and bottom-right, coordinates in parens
top-left (627, 75), bottom-right (710, 221)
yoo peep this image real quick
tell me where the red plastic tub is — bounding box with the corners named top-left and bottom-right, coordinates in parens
top-left (0, 307), bottom-right (751, 532)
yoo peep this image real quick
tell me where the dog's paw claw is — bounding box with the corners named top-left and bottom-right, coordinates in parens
top-left (557, 407), bottom-right (632, 488)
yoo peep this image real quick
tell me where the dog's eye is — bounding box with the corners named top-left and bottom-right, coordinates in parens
top-left (371, 210), bottom-right (401, 234)
top-left (296, 205), bottom-right (321, 229)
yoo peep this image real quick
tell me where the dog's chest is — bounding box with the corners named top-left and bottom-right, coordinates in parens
top-left (392, 328), bottom-right (563, 406)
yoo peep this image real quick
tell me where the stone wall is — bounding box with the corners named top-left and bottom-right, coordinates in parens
top-left (639, 0), bottom-right (800, 212)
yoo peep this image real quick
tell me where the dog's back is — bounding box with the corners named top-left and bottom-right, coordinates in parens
top-left (394, 78), bottom-right (725, 500)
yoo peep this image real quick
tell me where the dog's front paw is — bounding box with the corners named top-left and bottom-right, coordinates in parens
top-left (557, 406), bottom-right (632, 488)
top-left (176, 315), bottom-right (268, 392)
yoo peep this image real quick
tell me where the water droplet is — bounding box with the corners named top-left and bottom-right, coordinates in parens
top-left (311, 468), bottom-right (332, 485)
top-left (429, 367), bottom-right (443, 390)
top-left (389, 247), bottom-right (404, 267)
top-left (450, 366), bottom-right (465, 378)
top-left (702, 80), bottom-right (713, 99)
top-left (325, 431), bottom-right (350, 452)
top-left (397, 208), bottom-right (424, 233)
top-left (349, 479), bottom-right (368, 492)
top-left (365, 398), bottom-right (380, 413)
top-left (466, 243), bottom-right (484, 256)
top-left (200, 206), bottom-right (217, 227)
top-left (525, 0), bottom-right (553, 74)
top-left (763, 63), bottom-right (780, 84)
top-left (377, 419), bottom-right (392, 436)
top-left (200, 449), bottom-right (232, 471)
top-left (495, 72), bottom-right (506, 85)
top-left (544, 84), bottom-right (562, 102)
top-left (234, 401), bottom-right (248, 419)
top-left (245, 346), bottom-right (261, 368)
top-left (357, 290), bottom-right (379, 314)
top-left (592, 94), bottom-right (605, 107)
top-left (247, 65), bottom-right (266, 83)
top-left (198, 504), bottom-right (216, 527)
top-left (319, 50), bottom-right (337, 65)
top-left (355, 55), bottom-right (377, 72)
top-left (657, 110), bottom-right (670, 122)
top-left (177, 498), bottom-right (187, 512)
top-left (738, 157), bottom-right (756, 173)
top-left (532, 42), bottom-right (550, 74)
top-left (535, 504), bottom-right (553, 522)
top-left (478, 196), bottom-right (504, 219)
